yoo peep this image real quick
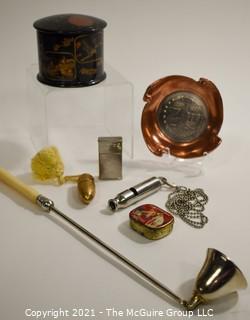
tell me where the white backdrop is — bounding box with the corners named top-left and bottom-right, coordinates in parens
top-left (0, 1), bottom-right (250, 319)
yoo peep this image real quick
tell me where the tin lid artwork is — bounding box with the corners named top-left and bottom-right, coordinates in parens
top-left (141, 75), bottom-right (224, 158)
top-left (129, 204), bottom-right (174, 240)
top-left (34, 14), bottom-right (107, 87)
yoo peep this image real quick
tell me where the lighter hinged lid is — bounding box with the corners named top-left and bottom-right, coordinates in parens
top-left (98, 137), bottom-right (122, 154)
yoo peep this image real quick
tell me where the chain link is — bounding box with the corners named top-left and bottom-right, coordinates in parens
top-left (165, 186), bottom-right (208, 228)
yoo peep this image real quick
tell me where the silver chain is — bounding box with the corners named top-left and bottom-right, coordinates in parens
top-left (163, 181), bottom-right (209, 228)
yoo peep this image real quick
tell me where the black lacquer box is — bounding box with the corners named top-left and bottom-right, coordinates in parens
top-left (34, 14), bottom-right (107, 87)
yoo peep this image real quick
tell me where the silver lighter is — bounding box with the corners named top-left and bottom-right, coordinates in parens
top-left (108, 177), bottom-right (165, 211)
top-left (98, 137), bottom-right (122, 180)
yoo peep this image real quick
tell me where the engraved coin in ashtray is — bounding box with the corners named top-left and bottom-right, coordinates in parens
top-left (141, 75), bottom-right (223, 158)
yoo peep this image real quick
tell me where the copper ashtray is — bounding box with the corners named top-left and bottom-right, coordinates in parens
top-left (141, 75), bottom-right (223, 158)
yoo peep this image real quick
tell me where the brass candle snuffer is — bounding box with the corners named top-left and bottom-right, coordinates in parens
top-left (0, 167), bottom-right (247, 311)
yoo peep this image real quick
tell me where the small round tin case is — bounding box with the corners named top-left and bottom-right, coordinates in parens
top-left (129, 204), bottom-right (174, 240)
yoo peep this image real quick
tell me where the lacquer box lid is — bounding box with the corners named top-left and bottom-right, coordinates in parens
top-left (33, 14), bottom-right (107, 34)
top-left (33, 14), bottom-right (107, 87)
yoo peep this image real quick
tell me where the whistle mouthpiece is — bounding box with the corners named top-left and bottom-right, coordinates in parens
top-left (108, 198), bottom-right (119, 211)
top-left (108, 188), bottom-right (136, 211)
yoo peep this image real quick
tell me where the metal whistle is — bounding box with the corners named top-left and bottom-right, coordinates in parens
top-left (108, 177), bottom-right (165, 211)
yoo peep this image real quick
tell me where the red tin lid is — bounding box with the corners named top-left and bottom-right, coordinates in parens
top-left (129, 204), bottom-right (174, 229)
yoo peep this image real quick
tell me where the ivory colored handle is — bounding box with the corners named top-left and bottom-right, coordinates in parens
top-left (0, 167), bottom-right (40, 204)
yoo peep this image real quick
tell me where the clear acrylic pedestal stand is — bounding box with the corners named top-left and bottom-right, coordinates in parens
top-left (135, 148), bottom-right (208, 177)
top-left (27, 64), bottom-right (134, 171)
top-left (161, 150), bottom-right (207, 177)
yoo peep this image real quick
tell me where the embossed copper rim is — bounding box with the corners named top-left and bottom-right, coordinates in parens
top-left (141, 75), bottom-right (223, 159)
